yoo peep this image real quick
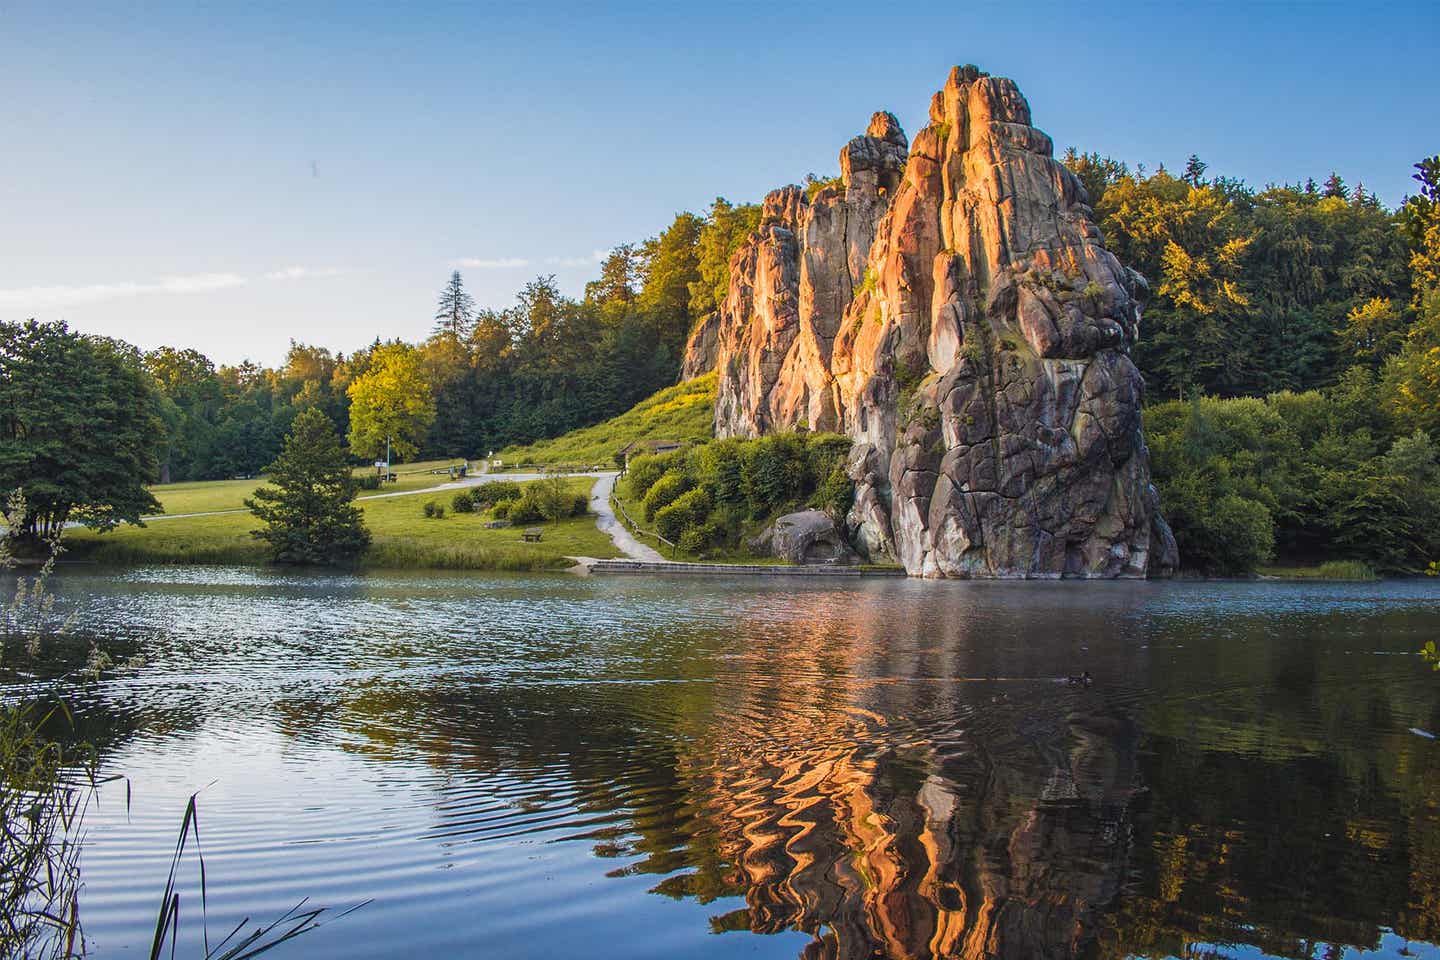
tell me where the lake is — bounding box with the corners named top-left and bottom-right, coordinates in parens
top-left (29, 567), bottom-right (1440, 959)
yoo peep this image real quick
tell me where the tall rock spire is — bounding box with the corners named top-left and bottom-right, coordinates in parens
top-left (696, 65), bottom-right (1176, 578)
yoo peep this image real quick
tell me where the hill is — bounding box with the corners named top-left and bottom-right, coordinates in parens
top-left (497, 373), bottom-right (715, 468)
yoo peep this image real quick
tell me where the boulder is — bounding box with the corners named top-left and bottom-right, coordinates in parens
top-left (707, 65), bottom-right (1177, 579)
top-left (750, 510), bottom-right (860, 565)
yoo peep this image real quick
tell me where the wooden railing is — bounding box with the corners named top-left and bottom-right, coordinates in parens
top-left (610, 493), bottom-right (676, 550)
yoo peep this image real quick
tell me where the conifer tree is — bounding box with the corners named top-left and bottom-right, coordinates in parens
top-left (434, 271), bottom-right (476, 338)
top-left (246, 408), bottom-right (370, 564)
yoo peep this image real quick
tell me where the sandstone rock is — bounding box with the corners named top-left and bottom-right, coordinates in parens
top-left (680, 312), bottom-right (720, 380)
top-left (708, 65), bottom-right (1177, 579)
top-left (749, 509), bottom-right (860, 565)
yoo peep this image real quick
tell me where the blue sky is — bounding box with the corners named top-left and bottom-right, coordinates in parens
top-left (2, 1), bottom-right (1436, 366)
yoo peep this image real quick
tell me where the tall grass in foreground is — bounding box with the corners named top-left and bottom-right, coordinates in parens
top-left (149, 793), bottom-right (366, 960)
top-left (363, 539), bottom-right (574, 570)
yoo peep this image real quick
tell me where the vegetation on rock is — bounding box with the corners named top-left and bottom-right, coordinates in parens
top-left (623, 433), bottom-right (851, 557)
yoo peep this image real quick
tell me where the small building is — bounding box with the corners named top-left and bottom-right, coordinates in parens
top-left (616, 439), bottom-right (684, 466)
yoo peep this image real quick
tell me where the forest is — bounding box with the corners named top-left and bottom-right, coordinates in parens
top-left (1, 154), bottom-right (1437, 574)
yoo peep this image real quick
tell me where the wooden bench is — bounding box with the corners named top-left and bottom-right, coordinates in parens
top-left (521, 528), bottom-right (543, 542)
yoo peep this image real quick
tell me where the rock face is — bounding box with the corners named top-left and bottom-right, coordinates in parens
top-left (749, 509), bottom-right (860, 565)
top-left (687, 65), bottom-right (1176, 579)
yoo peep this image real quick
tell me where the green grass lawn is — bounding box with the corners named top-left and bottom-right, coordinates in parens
top-left (147, 459), bottom-right (472, 515)
top-left (67, 477), bottom-right (619, 570)
top-left (497, 373), bottom-right (715, 469)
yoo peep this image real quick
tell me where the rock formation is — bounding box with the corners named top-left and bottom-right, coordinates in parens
top-left (685, 65), bottom-right (1176, 578)
top-left (748, 509), bottom-right (860, 565)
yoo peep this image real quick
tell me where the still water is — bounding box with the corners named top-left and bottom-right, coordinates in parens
top-left (30, 567), bottom-right (1440, 958)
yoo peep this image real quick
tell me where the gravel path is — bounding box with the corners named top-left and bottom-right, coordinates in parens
top-left (587, 473), bottom-right (665, 562)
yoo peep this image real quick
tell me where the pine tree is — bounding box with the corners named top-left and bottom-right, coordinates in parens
top-left (245, 408), bottom-right (370, 564)
top-left (434, 271), bottom-right (476, 338)
top-left (1322, 172), bottom-right (1349, 200)
top-left (1182, 154), bottom-right (1208, 187)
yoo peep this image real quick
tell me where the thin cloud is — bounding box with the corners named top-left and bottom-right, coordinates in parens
top-left (454, 257), bottom-right (531, 270)
top-left (265, 266), bottom-right (351, 280)
top-left (0, 273), bottom-right (247, 310)
top-left (544, 250), bottom-right (607, 267)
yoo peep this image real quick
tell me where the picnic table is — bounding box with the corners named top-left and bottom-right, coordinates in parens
top-left (521, 528), bottom-right (543, 542)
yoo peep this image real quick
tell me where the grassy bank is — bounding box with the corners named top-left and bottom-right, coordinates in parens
top-left (1257, 560), bottom-right (1381, 581)
top-left (65, 477), bottom-right (619, 570)
top-left (497, 373), bottom-right (715, 468)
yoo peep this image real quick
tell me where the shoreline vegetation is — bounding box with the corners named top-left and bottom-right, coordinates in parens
top-left (49, 403), bottom-right (1417, 579)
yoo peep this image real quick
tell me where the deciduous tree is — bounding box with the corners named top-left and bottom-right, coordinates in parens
top-left (346, 342), bottom-right (436, 462)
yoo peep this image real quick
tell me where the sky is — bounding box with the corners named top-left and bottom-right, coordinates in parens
top-left (2, 1), bottom-right (1436, 367)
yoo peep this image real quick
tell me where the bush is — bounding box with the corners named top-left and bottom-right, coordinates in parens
top-left (506, 494), bottom-right (543, 524)
top-left (473, 479), bottom-right (522, 506)
top-left (810, 465), bottom-right (854, 521)
top-left (689, 438), bottom-right (746, 510)
top-left (678, 519), bottom-right (726, 555)
top-left (642, 469), bottom-right (691, 521)
top-left (452, 491), bottom-right (475, 513)
top-left (571, 493), bottom-right (590, 517)
top-left (625, 451), bottom-right (683, 500)
top-left (356, 473), bottom-right (382, 491)
top-left (422, 500), bottom-right (446, 519)
top-left (655, 488), bottom-right (712, 542)
top-left (492, 498), bottom-right (516, 520)
top-left (1162, 471), bottom-right (1274, 575)
top-left (741, 434), bottom-right (807, 517)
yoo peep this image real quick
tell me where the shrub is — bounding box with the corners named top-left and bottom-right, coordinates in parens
top-left (473, 479), bottom-right (522, 506)
top-left (741, 434), bottom-right (807, 517)
top-left (689, 438), bottom-right (746, 511)
top-left (356, 473), bottom-right (382, 491)
top-left (810, 465), bottom-right (855, 521)
top-left (523, 475), bottom-right (579, 521)
top-left (625, 451), bottom-right (683, 500)
top-left (452, 491), bottom-right (475, 513)
top-left (491, 498), bottom-right (516, 520)
top-left (678, 519), bottom-right (726, 555)
top-left (571, 493), bottom-right (590, 517)
top-left (805, 433), bottom-right (852, 480)
top-left (655, 487), bottom-right (712, 542)
top-left (643, 469), bottom-right (691, 521)
top-left (422, 500), bottom-right (446, 519)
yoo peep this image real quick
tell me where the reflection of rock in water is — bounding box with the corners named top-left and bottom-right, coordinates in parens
top-left (693, 701), bottom-right (1141, 959)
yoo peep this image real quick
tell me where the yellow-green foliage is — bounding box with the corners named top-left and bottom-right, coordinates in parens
top-left (642, 470), bottom-right (691, 520)
top-left (499, 373), bottom-right (715, 467)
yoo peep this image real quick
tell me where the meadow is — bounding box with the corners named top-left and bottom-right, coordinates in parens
top-left (496, 373), bottom-right (715, 468)
top-left (66, 475), bottom-right (619, 570)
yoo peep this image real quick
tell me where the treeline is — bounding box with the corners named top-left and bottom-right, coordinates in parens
top-left (1065, 151), bottom-right (1440, 572)
top-left (142, 197), bottom-right (760, 482)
